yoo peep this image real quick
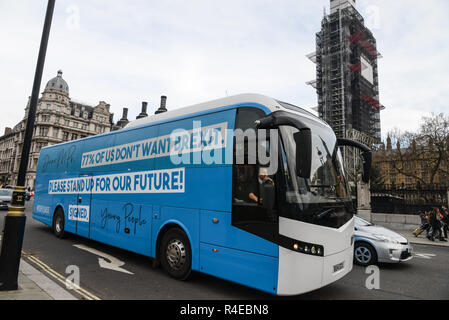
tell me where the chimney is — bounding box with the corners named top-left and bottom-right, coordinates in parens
top-left (136, 101), bottom-right (149, 119)
top-left (122, 108), bottom-right (128, 120)
top-left (155, 96), bottom-right (167, 115)
top-left (4, 127), bottom-right (12, 135)
top-left (116, 108), bottom-right (129, 128)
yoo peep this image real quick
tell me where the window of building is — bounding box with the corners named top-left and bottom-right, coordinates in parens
top-left (39, 127), bottom-right (49, 137)
top-left (71, 133), bottom-right (77, 140)
top-left (390, 174), bottom-right (396, 185)
top-left (62, 131), bottom-right (69, 141)
top-left (422, 172), bottom-right (428, 183)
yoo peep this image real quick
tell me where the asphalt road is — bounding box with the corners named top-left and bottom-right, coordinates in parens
top-left (15, 200), bottom-right (449, 300)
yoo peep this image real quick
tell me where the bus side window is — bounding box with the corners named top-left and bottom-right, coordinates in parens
top-left (232, 108), bottom-right (278, 242)
top-left (233, 108), bottom-right (266, 206)
top-left (233, 165), bottom-right (258, 204)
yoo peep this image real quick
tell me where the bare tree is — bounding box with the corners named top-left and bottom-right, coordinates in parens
top-left (387, 113), bottom-right (449, 189)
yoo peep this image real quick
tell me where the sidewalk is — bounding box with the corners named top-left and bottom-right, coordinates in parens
top-left (393, 229), bottom-right (449, 248)
top-left (0, 259), bottom-right (77, 300)
top-left (0, 232), bottom-right (77, 300)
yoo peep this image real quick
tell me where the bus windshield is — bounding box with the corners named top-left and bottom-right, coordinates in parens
top-left (279, 116), bottom-right (354, 228)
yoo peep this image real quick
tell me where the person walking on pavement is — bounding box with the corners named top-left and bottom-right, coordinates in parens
top-left (413, 210), bottom-right (430, 237)
top-left (427, 208), bottom-right (447, 242)
top-left (440, 206), bottom-right (448, 239)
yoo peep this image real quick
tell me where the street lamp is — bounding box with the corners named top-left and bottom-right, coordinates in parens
top-left (0, 0), bottom-right (56, 291)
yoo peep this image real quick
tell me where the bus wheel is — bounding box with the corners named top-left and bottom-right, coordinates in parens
top-left (53, 208), bottom-right (66, 239)
top-left (160, 228), bottom-right (192, 280)
top-left (354, 242), bottom-right (377, 266)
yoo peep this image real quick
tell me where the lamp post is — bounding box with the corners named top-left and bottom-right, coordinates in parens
top-left (0, 0), bottom-right (56, 291)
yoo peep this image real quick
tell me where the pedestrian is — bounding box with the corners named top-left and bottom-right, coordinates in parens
top-left (413, 211), bottom-right (430, 237)
top-left (427, 208), bottom-right (447, 242)
top-left (440, 206), bottom-right (448, 239)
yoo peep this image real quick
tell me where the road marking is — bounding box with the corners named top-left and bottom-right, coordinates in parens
top-left (73, 244), bottom-right (134, 275)
top-left (22, 251), bottom-right (101, 300)
top-left (20, 259), bottom-right (77, 300)
top-left (413, 253), bottom-right (436, 259)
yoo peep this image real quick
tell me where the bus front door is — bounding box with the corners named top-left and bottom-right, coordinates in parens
top-left (76, 173), bottom-right (92, 238)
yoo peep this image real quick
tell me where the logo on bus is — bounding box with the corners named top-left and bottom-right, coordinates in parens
top-left (68, 205), bottom-right (90, 223)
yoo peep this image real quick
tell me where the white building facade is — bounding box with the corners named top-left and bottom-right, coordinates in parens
top-left (0, 70), bottom-right (113, 189)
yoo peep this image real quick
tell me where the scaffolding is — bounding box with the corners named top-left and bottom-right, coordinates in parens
top-left (307, 3), bottom-right (384, 182)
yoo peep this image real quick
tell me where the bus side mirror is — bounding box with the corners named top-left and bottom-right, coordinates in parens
top-left (337, 138), bottom-right (372, 184)
top-left (294, 130), bottom-right (312, 179)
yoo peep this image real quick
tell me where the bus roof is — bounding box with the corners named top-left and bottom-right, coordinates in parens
top-left (125, 93), bottom-right (327, 129)
top-left (41, 94), bottom-right (329, 151)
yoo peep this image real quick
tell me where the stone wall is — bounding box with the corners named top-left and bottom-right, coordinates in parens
top-left (364, 213), bottom-right (421, 231)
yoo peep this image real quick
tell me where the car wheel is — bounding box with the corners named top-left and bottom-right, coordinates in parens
top-left (53, 208), bottom-right (66, 239)
top-left (160, 228), bottom-right (192, 280)
top-left (354, 242), bottom-right (377, 266)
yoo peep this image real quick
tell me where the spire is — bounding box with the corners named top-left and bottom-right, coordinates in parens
top-left (386, 134), bottom-right (392, 151)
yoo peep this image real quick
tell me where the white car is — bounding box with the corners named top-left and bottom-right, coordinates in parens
top-left (354, 216), bottom-right (413, 266)
top-left (0, 188), bottom-right (13, 210)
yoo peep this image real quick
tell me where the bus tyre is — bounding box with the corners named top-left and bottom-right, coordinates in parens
top-left (53, 208), bottom-right (66, 239)
top-left (354, 242), bottom-right (377, 266)
top-left (160, 228), bottom-right (192, 281)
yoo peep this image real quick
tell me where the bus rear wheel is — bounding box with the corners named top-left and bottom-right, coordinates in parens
top-left (160, 228), bottom-right (192, 280)
top-left (53, 208), bottom-right (66, 239)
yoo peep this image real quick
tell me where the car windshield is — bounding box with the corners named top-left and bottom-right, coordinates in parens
top-left (0, 189), bottom-right (13, 196)
top-left (279, 115), bottom-right (354, 228)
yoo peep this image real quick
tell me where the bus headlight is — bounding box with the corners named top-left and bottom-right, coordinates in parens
top-left (292, 242), bottom-right (324, 257)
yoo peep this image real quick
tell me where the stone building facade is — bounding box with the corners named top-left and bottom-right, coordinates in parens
top-left (0, 70), bottom-right (113, 189)
top-left (373, 136), bottom-right (449, 191)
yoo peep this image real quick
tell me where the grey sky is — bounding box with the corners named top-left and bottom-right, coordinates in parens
top-left (0, 0), bottom-right (448, 141)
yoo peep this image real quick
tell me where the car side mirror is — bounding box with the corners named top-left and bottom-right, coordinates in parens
top-left (294, 130), bottom-right (312, 179)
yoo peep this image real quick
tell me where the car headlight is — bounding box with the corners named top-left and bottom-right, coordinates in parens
top-left (373, 235), bottom-right (400, 244)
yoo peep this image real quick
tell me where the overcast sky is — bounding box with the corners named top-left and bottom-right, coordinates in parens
top-left (1, 0), bottom-right (448, 141)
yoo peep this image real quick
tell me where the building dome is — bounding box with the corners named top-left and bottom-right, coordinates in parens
top-left (45, 70), bottom-right (69, 94)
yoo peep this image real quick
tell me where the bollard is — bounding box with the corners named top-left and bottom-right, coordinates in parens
top-left (0, 187), bottom-right (27, 291)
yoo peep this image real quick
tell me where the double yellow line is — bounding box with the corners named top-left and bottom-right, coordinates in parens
top-left (23, 251), bottom-right (101, 300)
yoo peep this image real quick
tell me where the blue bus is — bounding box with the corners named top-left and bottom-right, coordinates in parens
top-left (33, 94), bottom-right (370, 295)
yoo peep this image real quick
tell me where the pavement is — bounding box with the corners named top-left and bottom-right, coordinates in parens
top-left (0, 258), bottom-right (77, 300)
top-left (0, 234), bottom-right (77, 300)
top-left (0, 226), bottom-right (447, 300)
top-left (393, 229), bottom-right (449, 248)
